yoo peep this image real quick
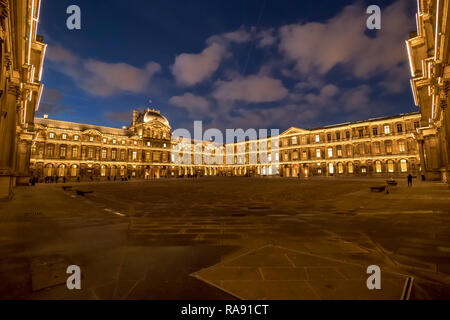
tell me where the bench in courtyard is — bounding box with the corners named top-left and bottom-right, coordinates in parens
top-left (370, 185), bottom-right (386, 193)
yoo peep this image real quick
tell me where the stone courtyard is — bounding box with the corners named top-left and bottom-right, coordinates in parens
top-left (0, 177), bottom-right (450, 299)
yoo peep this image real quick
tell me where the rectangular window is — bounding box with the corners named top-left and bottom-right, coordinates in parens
top-left (399, 141), bottom-right (406, 152)
top-left (401, 159), bottom-right (408, 172)
top-left (328, 148), bottom-right (333, 157)
top-left (302, 151), bottom-right (307, 159)
top-left (315, 134), bottom-right (320, 142)
top-left (292, 137), bottom-right (297, 144)
top-left (384, 125), bottom-right (390, 134)
top-left (372, 127), bottom-right (378, 136)
top-left (89, 136), bottom-right (94, 142)
top-left (397, 124), bottom-right (403, 133)
top-left (62, 134), bottom-right (67, 140)
top-left (72, 147), bottom-right (78, 158)
top-left (336, 132), bottom-right (340, 141)
top-left (374, 143), bottom-right (380, 154)
top-left (88, 148), bottom-right (94, 158)
top-left (301, 136), bottom-right (307, 144)
top-left (49, 132), bottom-right (55, 139)
top-left (346, 131), bottom-right (350, 139)
top-left (111, 150), bottom-right (117, 160)
top-left (337, 147), bottom-right (342, 157)
top-left (60, 146), bottom-right (66, 157)
top-left (74, 135), bottom-right (79, 141)
top-left (103, 138), bottom-right (107, 143)
top-left (327, 134), bottom-right (331, 142)
top-left (102, 149), bottom-right (107, 159)
top-left (47, 145), bottom-right (54, 157)
top-left (132, 151), bottom-right (137, 160)
top-left (386, 142), bottom-right (392, 153)
top-left (120, 150), bottom-right (125, 160)
top-left (316, 149), bottom-right (321, 158)
top-left (358, 129), bottom-right (364, 138)
top-left (414, 121), bottom-right (420, 130)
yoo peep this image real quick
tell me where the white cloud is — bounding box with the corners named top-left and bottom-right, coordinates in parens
top-left (171, 43), bottom-right (228, 86)
top-left (278, 0), bottom-right (413, 78)
top-left (171, 29), bottom-right (252, 86)
top-left (45, 44), bottom-right (161, 97)
top-left (169, 93), bottom-right (211, 118)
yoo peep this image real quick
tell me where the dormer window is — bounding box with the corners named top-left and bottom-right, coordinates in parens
top-left (89, 136), bottom-right (94, 142)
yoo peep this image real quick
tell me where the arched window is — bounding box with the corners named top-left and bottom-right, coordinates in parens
top-left (58, 164), bottom-right (66, 177)
top-left (375, 161), bottom-right (382, 173)
top-left (348, 162), bottom-right (354, 174)
top-left (328, 163), bottom-right (334, 174)
top-left (101, 165), bottom-right (106, 177)
top-left (71, 165), bottom-right (78, 177)
top-left (400, 159), bottom-right (408, 172)
top-left (387, 160), bottom-right (394, 173)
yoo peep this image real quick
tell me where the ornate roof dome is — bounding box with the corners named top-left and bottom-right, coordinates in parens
top-left (142, 109), bottom-right (170, 127)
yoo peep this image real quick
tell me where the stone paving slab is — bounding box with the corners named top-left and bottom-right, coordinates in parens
top-left (192, 245), bottom-right (411, 300)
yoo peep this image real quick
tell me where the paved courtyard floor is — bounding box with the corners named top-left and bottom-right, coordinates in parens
top-left (0, 177), bottom-right (450, 299)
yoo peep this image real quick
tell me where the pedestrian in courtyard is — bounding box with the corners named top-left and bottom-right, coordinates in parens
top-left (407, 173), bottom-right (413, 187)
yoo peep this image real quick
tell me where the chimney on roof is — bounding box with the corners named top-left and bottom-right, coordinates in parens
top-left (132, 110), bottom-right (138, 127)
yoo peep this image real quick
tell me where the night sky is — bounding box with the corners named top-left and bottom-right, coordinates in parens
top-left (37, 0), bottom-right (417, 133)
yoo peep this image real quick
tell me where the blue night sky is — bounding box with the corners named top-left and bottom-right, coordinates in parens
top-left (38, 0), bottom-right (417, 133)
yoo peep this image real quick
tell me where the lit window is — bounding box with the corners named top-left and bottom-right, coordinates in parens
top-left (113, 139), bottom-right (117, 144)
top-left (49, 132), bottom-right (55, 139)
top-left (111, 150), bottom-right (117, 160)
top-left (89, 136), bottom-right (94, 142)
top-left (328, 148), bottom-right (333, 157)
top-left (60, 146), bottom-right (67, 157)
top-left (348, 162), bottom-right (354, 174)
top-left (362, 167), bottom-right (367, 173)
top-left (134, 141), bottom-right (137, 145)
top-left (388, 161), bottom-right (394, 173)
top-left (102, 149), bottom-right (107, 159)
top-left (315, 134), bottom-right (320, 142)
top-left (316, 149), bottom-right (321, 158)
top-left (292, 137), bottom-right (297, 144)
top-left (163, 143), bottom-right (167, 148)
top-left (100, 166), bottom-right (106, 177)
top-left (338, 163), bottom-right (343, 174)
top-left (74, 135), bottom-right (79, 141)
top-left (386, 142), bottom-right (393, 153)
top-left (384, 125), bottom-right (390, 134)
top-left (275, 152), bottom-right (279, 161)
top-left (88, 148), bottom-right (94, 158)
top-left (132, 151), bottom-right (137, 160)
top-left (268, 154), bottom-right (272, 162)
top-left (103, 138), bottom-right (107, 143)
top-left (400, 159), bottom-right (408, 172)
top-left (337, 148), bottom-right (342, 157)
top-left (147, 142), bottom-right (151, 147)
top-left (375, 161), bottom-right (382, 173)
top-left (399, 141), bottom-right (406, 152)
top-left (62, 134), bottom-right (67, 140)
top-left (328, 163), bottom-right (334, 174)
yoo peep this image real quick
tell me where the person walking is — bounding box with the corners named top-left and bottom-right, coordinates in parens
top-left (407, 173), bottom-right (413, 187)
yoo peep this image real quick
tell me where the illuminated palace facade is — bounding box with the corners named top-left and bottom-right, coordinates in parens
top-left (0, 0), bottom-right (46, 199)
top-left (29, 109), bottom-right (422, 180)
top-left (407, 0), bottom-right (450, 183)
